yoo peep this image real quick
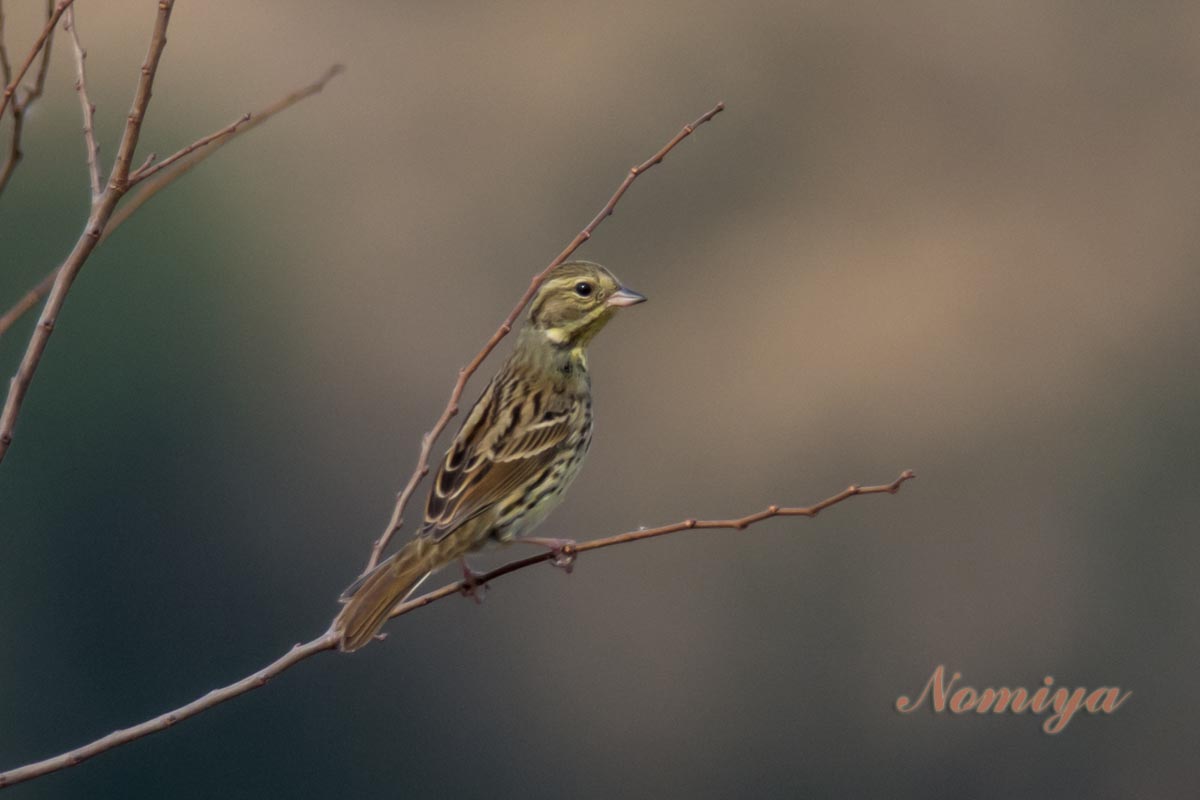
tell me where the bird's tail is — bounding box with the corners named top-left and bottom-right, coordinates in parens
top-left (334, 538), bottom-right (445, 652)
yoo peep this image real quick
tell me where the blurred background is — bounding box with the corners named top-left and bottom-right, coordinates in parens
top-left (2, 1), bottom-right (1198, 797)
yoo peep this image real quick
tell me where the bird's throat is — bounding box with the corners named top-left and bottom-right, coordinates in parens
top-left (514, 328), bottom-right (589, 383)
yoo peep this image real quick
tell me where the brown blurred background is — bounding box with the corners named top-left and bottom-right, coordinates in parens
top-left (2, 1), bottom-right (1198, 797)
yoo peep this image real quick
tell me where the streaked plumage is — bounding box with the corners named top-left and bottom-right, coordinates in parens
top-left (334, 261), bottom-right (645, 652)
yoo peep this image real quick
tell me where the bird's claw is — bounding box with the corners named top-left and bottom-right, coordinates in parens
top-left (459, 562), bottom-right (489, 604)
top-left (552, 544), bottom-right (576, 573)
top-left (515, 537), bottom-right (577, 573)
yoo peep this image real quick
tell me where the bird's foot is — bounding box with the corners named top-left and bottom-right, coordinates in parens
top-left (459, 559), bottom-right (489, 604)
top-left (514, 537), bottom-right (578, 573)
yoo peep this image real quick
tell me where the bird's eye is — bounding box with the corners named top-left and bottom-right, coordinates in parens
top-left (574, 282), bottom-right (593, 297)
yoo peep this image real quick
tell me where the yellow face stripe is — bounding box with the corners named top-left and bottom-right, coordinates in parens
top-left (543, 303), bottom-right (614, 347)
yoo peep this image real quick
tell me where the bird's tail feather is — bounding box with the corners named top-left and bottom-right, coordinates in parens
top-left (334, 539), bottom-right (440, 652)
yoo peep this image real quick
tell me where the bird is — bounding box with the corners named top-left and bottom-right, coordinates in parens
top-left (333, 260), bottom-right (646, 652)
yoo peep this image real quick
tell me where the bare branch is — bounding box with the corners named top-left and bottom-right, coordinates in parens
top-left (0, 470), bottom-right (914, 788)
top-left (127, 111), bottom-right (250, 185)
top-left (0, 97), bottom-right (21, 193)
top-left (0, 0), bottom-right (71, 121)
top-left (106, 63), bottom-right (343, 229)
top-left (364, 101), bottom-right (726, 573)
top-left (385, 471), bottom-right (917, 619)
top-left (0, 0), bottom-right (61, 196)
top-left (0, 2), bottom-right (13, 87)
top-left (29, 0), bottom-right (54, 98)
top-left (0, 633), bottom-right (342, 788)
top-left (132, 150), bottom-right (155, 175)
top-left (0, 0), bottom-right (174, 465)
top-left (64, 5), bottom-right (100, 200)
top-left (0, 64), bottom-right (345, 340)
top-left (106, 0), bottom-right (171, 190)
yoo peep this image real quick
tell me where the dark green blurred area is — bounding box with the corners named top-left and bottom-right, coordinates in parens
top-left (2, 1), bottom-right (1200, 797)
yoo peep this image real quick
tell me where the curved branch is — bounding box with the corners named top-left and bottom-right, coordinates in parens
top-left (0, 64), bottom-right (345, 340)
top-left (364, 100), bottom-right (726, 573)
top-left (0, 470), bottom-right (914, 789)
top-left (0, 634), bottom-right (341, 789)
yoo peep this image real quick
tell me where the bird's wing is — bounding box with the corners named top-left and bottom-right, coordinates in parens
top-left (421, 379), bottom-right (576, 542)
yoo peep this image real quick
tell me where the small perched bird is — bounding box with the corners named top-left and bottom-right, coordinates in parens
top-left (334, 261), bottom-right (646, 652)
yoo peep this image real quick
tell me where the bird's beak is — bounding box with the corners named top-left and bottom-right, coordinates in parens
top-left (606, 286), bottom-right (647, 307)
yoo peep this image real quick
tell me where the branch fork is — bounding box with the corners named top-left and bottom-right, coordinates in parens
top-left (0, 2), bottom-right (342, 462)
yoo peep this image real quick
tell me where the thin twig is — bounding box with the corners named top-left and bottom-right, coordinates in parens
top-left (0, 96), bottom-right (20, 193)
top-left (107, 3), bottom-right (171, 191)
top-left (0, 270), bottom-right (54, 338)
top-left (132, 150), bottom-right (155, 176)
top-left (28, 0), bottom-right (53, 98)
top-left (385, 470), bottom-right (917, 618)
top-left (0, 1), bottom-right (14, 88)
top-left (0, 0), bottom-right (174, 465)
top-left (0, 0), bottom-right (70, 120)
top-left (105, 63), bottom-right (343, 232)
top-left (127, 111), bottom-right (250, 185)
top-left (64, 5), bottom-right (100, 200)
top-left (364, 101), bottom-right (726, 573)
top-left (0, 0), bottom-right (11, 191)
top-left (0, 0), bottom-right (59, 196)
top-left (0, 64), bottom-right (345, 339)
top-left (0, 470), bottom-right (914, 789)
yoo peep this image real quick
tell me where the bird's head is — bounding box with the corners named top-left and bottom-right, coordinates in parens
top-left (527, 261), bottom-right (646, 348)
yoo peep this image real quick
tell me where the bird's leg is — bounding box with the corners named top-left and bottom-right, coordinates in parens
top-left (510, 536), bottom-right (578, 573)
top-left (458, 557), bottom-right (489, 604)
